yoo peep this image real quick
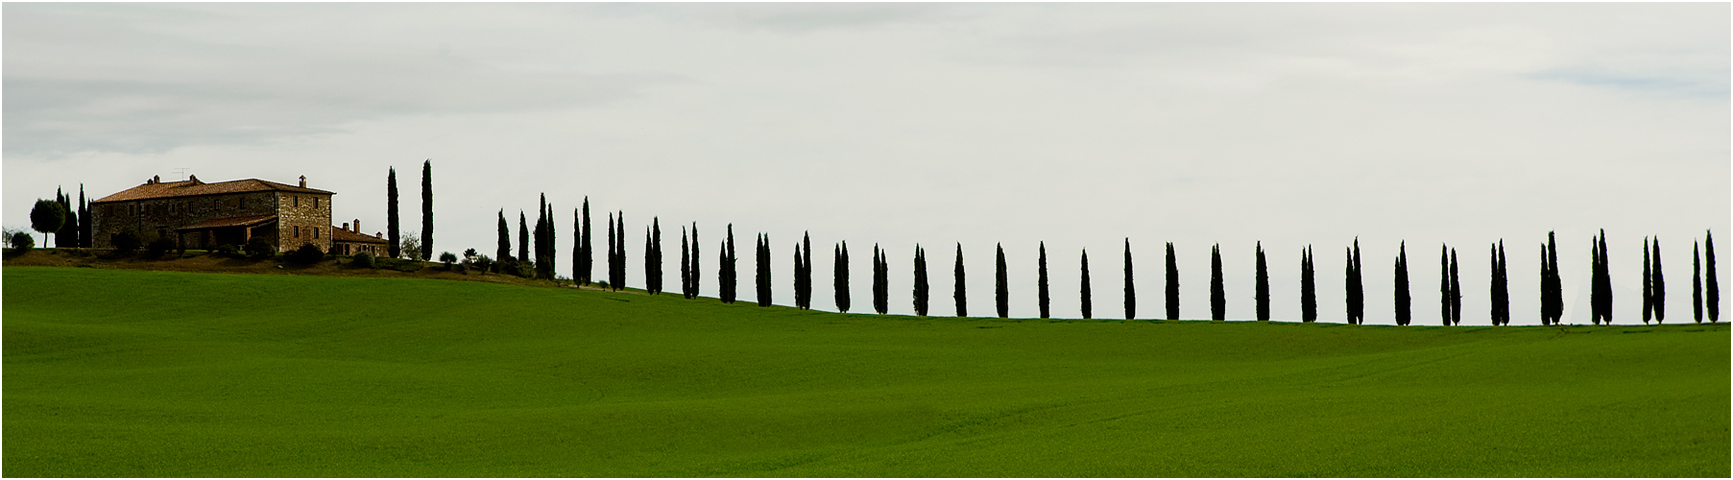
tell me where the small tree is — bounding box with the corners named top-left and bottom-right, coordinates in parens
top-left (30, 199), bottom-right (65, 247)
top-left (439, 251), bottom-right (458, 269)
top-left (401, 233), bottom-right (423, 261)
top-left (244, 237), bottom-right (272, 259)
top-left (9, 230), bottom-right (35, 251)
top-left (352, 251), bottom-right (377, 268)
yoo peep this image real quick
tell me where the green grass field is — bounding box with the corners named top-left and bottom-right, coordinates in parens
top-left (5, 266), bottom-right (1727, 477)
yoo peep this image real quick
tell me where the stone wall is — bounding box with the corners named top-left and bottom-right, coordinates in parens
top-left (274, 192), bottom-right (333, 253)
top-left (91, 191), bottom-right (279, 249)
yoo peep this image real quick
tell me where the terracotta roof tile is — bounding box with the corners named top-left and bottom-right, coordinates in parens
top-left (331, 226), bottom-right (388, 244)
top-left (174, 215), bottom-right (279, 231)
top-left (94, 177), bottom-right (334, 203)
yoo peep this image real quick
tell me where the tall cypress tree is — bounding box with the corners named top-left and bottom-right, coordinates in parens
top-left (1348, 238), bottom-right (1364, 325)
top-left (1037, 242), bottom-right (1050, 319)
top-left (1300, 246), bottom-right (1317, 323)
top-left (1450, 248), bottom-right (1461, 325)
top-left (873, 244), bottom-right (889, 314)
top-left (78, 185), bottom-right (91, 248)
top-left (1498, 241), bottom-right (1509, 325)
top-left (1080, 249), bottom-right (1092, 320)
top-left (1548, 232), bottom-right (1561, 325)
top-left (1694, 242), bottom-right (1703, 323)
top-left (1707, 230), bottom-right (1718, 323)
top-left (519, 212), bottom-right (529, 263)
top-left (995, 243), bottom-right (1009, 318)
top-left (546, 201), bottom-right (557, 280)
top-left (496, 209), bottom-right (510, 266)
top-left (1124, 239), bottom-right (1137, 320)
top-left (572, 207), bottom-right (582, 283)
top-left (56, 191), bottom-right (76, 249)
top-left (913, 245), bottom-right (929, 316)
top-left (644, 226), bottom-right (655, 293)
top-left (420, 159), bottom-right (432, 260)
top-left (1165, 241), bottom-right (1180, 320)
top-left (954, 243), bottom-right (967, 317)
top-left (650, 218), bottom-right (662, 294)
top-left (1599, 230), bottom-right (1612, 324)
top-left (1653, 237), bottom-right (1666, 323)
top-left (1590, 238), bottom-right (1603, 324)
top-left (794, 242), bottom-right (806, 308)
top-left (606, 212), bottom-right (616, 289)
top-left (1441, 244), bottom-right (1452, 326)
top-left (1395, 241), bottom-right (1410, 326)
top-left (387, 168), bottom-right (400, 258)
top-left (681, 227), bottom-right (692, 299)
top-left (578, 196), bottom-right (592, 284)
top-left (1490, 243), bottom-right (1502, 325)
top-left (1210, 243), bottom-right (1225, 321)
top-left (686, 221), bottom-right (693, 294)
top-left (836, 241), bottom-right (851, 313)
top-left (802, 232), bottom-right (813, 309)
top-left (721, 224), bottom-right (736, 303)
top-left (615, 212), bottom-right (626, 290)
top-left (756, 233), bottom-right (771, 307)
top-left (534, 196), bottom-right (547, 278)
top-left (1643, 237), bottom-right (1653, 324)
top-left (1255, 241), bottom-right (1269, 321)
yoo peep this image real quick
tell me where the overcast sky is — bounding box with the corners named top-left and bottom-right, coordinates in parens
top-left (5, 3), bottom-right (1728, 325)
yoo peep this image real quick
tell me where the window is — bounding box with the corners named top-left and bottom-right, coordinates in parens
top-left (294, 226), bottom-right (300, 238)
top-left (313, 197), bottom-right (319, 208)
top-left (293, 196), bottom-right (299, 207)
top-left (239, 197), bottom-right (246, 209)
top-left (313, 227), bottom-right (319, 239)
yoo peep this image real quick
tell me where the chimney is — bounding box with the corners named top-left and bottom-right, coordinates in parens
top-left (151, 175), bottom-right (160, 184)
top-left (375, 232), bottom-right (383, 239)
top-left (298, 175), bottom-right (307, 188)
top-left (342, 222), bottom-right (350, 231)
top-left (353, 219), bottom-right (360, 232)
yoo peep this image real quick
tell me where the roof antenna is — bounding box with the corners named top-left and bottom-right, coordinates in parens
top-left (172, 167), bottom-right (189, 181)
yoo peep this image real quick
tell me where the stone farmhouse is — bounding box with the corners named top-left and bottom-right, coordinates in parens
top-left (91, 174), bottom-right (387, 254)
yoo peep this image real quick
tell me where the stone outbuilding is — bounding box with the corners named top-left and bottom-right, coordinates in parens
top-left (330, 219), bottom-right (389, 256)
top-left (90, 174), bottom-right (340, 253)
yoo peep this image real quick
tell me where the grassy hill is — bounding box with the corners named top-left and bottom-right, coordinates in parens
top-left (5, 266), bottom-right (1728, 477)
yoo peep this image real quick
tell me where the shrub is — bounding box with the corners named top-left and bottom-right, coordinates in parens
top-left (474, 254), bottom-right (495, 274)
top-left (9, 231), bottom-right (35, 252)
top-left (513, 260), bottom-right (535, 278)
top-left (463, 248), bottom-right (478, 262)
top-left (454, 262), bottom-right (470, 275)
top-left (439, 251), bottom-right (458, 269)
top-left (145, 236), bottom-right (175, 258)
top-left (113, 232), bottom-right (143, 255)
top-left (596, 280), bottom-right (611, 290)
top-left (245, 238), bottom-right (275, 260)
top-left (290, 244), bottom-right (325, 264)
top-left (212, 244), bottom-right (239, 256)
top-left (351, 251), bottom-right (376, 268)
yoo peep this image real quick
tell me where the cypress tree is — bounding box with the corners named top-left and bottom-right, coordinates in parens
top-left (913, 245), bottom-right (929, 316)
top-left (1707, 230), bottom-right (1718, 323)
top-left (1080, 249), bottom-right (1092, 320)
top-left (79, 185), bottom-right (91, 248)
top-left (681, 227), bottom-right (692, 299)
top-left (606, 212), bottom-right (616, 289)
top-left (1540, 236), bottom-right (1553, 325)
top-left (546, 200), bottom-right (558, 280)
top-left (686, 221), bottom-right (693, 294)
top-left (1350, 238), bottom-right (1365, 325)
top-left (1124, 239), bottom-right (1137, 320)
top-left (1599, 230), bottom-right (1612, 324)
top-left (995, 243), bottom-right (1009, 318)
top-left (794, 242), bottom-right (805, 308)
top-left (1548, 232), bottom-right (1561, 325)
top-left (1653, 237), bottom-right (1666, 323)
top-left (1210, 243), bottom-right (1225, 321)
top-left (1591, 238), bottom-right (1605, 324)
top-left (58, 191), bottom-right (78, 248)
top-left (802, 232), bottom-right (813, 309)
top-left (644, 227), bottom-right (655, 293)
top-left (756, 233), bottom-right (771, 307)
top-left (534, 197), bottom-right (547, 277)
top-left (1300, 246), bottom-right (1317, 323)
top-left (721, 224), bottom-right (736, 303)
top-left (1643, 237), bottom-right (1653, 324)
top-left (573, 207), bottom-right (582, 284)
top-left (496, 210), bottom-right (510, 267)
top-left (1498, 241), bottom-right (1510, 325)
top-left (1037, 242), bottom-right (1050, 319)
top-left (420, 159), bottom-right (432, 260)
top-left (1450, 248), bottom-right (1461, 325)
top-left (1694, 242), bottom-right (1703, 323)
top-left (1395, 241), bottom-right (1410, 326)
top-left (954, 243), bottom-right (967, 317)
top-left (1255, 241), bottom-right (1269, 321)
top-left (1166, 241), bottom-right (1180, 320)
top-left (516, 211), bottom-right (527, 262)
top-left (387, 168), bottom-right (400, 258)
top-left (650, 218), bottom-right (662, 294)
top-left (836, 241), bottom-right (851, 313)
top-left (616, 212), bottom-right (626, 290)
top-left (580, 198), bottom-right (593, 285)
top-left (1490, 243), bottom-right (1501, 325)
top-left (1441, 244), bottom-right (1452, 326)
top-left (873, 244), bottom-right (889, 314)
